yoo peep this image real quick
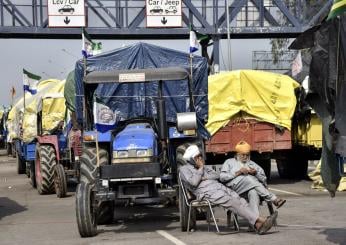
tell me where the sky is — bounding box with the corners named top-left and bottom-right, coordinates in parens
top-left (0, 38), bottom-right (271, 106)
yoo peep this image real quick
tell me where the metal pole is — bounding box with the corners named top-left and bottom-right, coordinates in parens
top-left (189, 53), bottom-right (195, 107)
top-left (39, 0), bottom-right (43, 26)
top-left (226, 0), bottom-right (232, 70)
top-left (0, 0), bottom-right (4, 26)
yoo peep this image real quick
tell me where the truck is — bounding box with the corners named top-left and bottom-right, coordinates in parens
top-left (205, 70), bottom-right (309, 179)
top-left (74, 43), bottom-right (209, 237)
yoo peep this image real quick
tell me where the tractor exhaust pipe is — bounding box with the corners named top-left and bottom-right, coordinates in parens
top-left (157, 98), bottom-right (167, 140)
top-left (157, 80), bottom-right (167, 140)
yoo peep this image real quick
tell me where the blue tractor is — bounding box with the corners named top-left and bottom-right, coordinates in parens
top-left (75, 67), bottom-right (206, 237)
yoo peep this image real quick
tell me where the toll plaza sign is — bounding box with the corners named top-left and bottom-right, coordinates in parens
top-left (48, 0), bottom-right (85, 27)
top-left (146, 0), bottom-right (182, 27)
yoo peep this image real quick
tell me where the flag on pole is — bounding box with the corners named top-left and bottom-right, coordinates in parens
top-left (10, 86), bottom-right (16, 98)
top-left (189, 25), bottom-right (208, 54)
top-left (291, 51), bottom-right (303, 77)
top-left (93, 99), bottom-right (116, 132)
top-left (328, 0), bottom-right (346, 20)
top-left (82, 28), bottom-right (102, 58)
top-left (92, 42), bottom-right (102, 56)
top-left (23, 69), bottom-right (41, 94)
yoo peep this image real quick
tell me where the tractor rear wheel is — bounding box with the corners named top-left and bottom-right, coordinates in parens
top-left (16, 152), bottom-right (25, 174)
top-left (76, 182), bottom-right (97, 237)
top-left (7, 143), bottom-right (11, 156)
top-left (11, 143), bottom-right (16, 158)
top-left (30, 161), bottom-right (36, 188)
top-left (80, 147), bottom-right (108, 184)
top-left (54, 163), bottom-right (67, 198)
top-left (35, 144), bottom-right (56, 194)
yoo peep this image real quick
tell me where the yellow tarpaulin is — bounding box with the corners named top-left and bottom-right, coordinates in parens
top-left (206, 70), bottom-right (300, 136)
top-left (41, 95), bottom-right (66, 134)
top-left (7, 96), bottom-right (30, 141)
top-left (22, 79), bottom-right (65, 143)
top-left (0, 110), bottom-right (4, 121)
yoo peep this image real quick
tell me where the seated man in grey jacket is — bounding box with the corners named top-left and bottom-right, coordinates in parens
top-left (179, 144), bottom-right (277, 235)
top-left (220, 141), bottom-right (286, 218)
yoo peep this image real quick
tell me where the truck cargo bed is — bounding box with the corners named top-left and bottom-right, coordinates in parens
top-left (206, 119), bottom-right (291, 154)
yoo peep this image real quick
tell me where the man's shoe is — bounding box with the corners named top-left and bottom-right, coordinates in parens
top-left (274, 199), bottom-right (286, 209)
top-left (257, 211), bottom-right (278, 235)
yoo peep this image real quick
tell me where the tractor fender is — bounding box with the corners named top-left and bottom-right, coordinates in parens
top-left (36, 135), bottom-right (60, 161)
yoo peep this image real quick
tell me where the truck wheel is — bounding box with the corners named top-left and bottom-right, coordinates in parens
top-left (276, 157), bottom-right (308, 179)
top-left (76, 182), bottom-right (97, 237)
top-left (30, 161), bottom-right (36, 188)
top-left (35, 145), bottom-right (56, 194)
top-left (54, 164), bottom-right (67, 198)
top-left (276, 158), bottom-right (291, 178)
top-left (256, 159), bottom-right (271, 180)
top-left (16, 152), bottom-right (25, 174)
top-left (295, 159), bottom-right (308, 179)
top-left (80, 147), bottom-right (108, 184)
top-left (97, 201), bottom-right (114, 225)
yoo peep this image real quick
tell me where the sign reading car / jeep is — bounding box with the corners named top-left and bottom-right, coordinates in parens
top-left (146, 0), bottom-right (182, 28)
top-left (48, 0), bottom-right (85, 27)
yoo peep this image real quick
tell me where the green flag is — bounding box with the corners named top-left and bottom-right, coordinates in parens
top-left (328, 0), bottom-right (346, 20)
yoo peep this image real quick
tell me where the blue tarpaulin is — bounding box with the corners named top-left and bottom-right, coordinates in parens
top-left (74, 42), bottom-right (209, 138)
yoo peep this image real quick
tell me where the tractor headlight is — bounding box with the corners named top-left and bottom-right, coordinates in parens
top-left (113, 150), bottom-right (129, 158)
top-left (136, 149), bottom-right (153, 157)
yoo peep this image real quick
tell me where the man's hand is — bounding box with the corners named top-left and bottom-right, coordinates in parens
top-left (195, 155), bottom-right (205, 169)
top-left (248, 167), bottom-right (257, 175)
top-left (236, 167), bottom-right (249, 176)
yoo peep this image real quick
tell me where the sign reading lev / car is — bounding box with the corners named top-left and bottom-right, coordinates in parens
top-left (48, 0), bottom-right (85, 27)
top-left (146, 0), bottom-right (182, 28)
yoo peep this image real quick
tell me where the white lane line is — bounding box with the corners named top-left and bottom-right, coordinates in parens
top-left (268, 187), bottom-right (303, 196)
top-left (277, 224), bottom-right (333, 229)
top-left (156, 230), bottom-right (187, 245)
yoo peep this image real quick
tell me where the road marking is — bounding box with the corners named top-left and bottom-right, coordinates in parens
top-left (278, 224), bottom-right (334, 229)
top-left (156, 230), bottom-right (186, 245)
top-left (268, 187), bottom-right (303, 196)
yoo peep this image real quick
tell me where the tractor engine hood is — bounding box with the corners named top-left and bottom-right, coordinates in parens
top-left (113, 123), bottom-right (156, 151)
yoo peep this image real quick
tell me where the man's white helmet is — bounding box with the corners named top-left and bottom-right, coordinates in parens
top-left (183, 145), bottom-right (200, 161)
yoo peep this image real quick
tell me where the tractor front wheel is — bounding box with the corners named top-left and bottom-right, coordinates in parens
top-left (54, 163), bottom-right (67, 198)
top-left (76, 182), bottom-right (97, 237)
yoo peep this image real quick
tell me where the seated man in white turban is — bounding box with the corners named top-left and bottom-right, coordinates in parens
top-left (220, 141), bottom-right (286, 219)
top-left (179, 144), bottom-right (278, 235)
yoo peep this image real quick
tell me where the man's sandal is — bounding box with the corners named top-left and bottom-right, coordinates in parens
top-left (257, 211), bottom-right (278, 235)
top-left (274, 199), bottom-right (286, 209)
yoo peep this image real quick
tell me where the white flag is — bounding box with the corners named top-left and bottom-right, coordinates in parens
top-left (82, 29), bottom-right (102, 58)
top-left (93, 100), bottom-right (116, 132)
top-left (23, 69), bottom-right (41, 94)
